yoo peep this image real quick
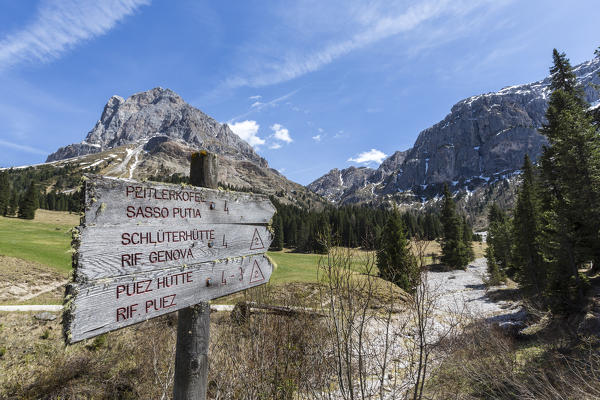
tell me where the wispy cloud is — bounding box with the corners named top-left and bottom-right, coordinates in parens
top-left (0, 0), bottom-right (149, 70)
top-left (229, 89), bottom-right (298, 123)
top-left (348, 148), bottom-right (387, 165)
top-left (228, 120), bottom-right (265, 147)
top-left (312, 134), bottom-right (322, 142)
top-left (226, 0), bottom-right (506, 88)
top-left (0, 139), bottom-right (47, 155)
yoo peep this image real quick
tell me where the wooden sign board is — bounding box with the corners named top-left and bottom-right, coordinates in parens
top-left (64, 176), bottom-right (275, 343)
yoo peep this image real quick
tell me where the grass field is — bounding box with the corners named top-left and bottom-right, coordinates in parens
top-left (267, 248), bottom-right (377, 283)
top-left (0, 210), bottom-right (79, 275)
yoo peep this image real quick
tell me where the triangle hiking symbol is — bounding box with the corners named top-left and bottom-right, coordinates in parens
top-left (249, 260), bottom-right (265, 283)
top-left (250, 228), bottom-right (265, 250)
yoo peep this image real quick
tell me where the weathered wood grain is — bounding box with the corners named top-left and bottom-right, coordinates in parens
top-left (84, 175), bottom-right (275, 227)
top-left (76, 224), bottom-right (272, 281)
top-left (65, 254), bottom-right (274, 343)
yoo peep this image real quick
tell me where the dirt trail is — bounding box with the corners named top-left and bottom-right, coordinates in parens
top-left (15, 280), bottom-right (68, 302)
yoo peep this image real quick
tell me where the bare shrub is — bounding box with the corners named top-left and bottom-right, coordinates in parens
top-left (208, 284), bottom-right (334, 399)
top-left (317, 244), bottom-right (413, 399)
top-left (432, 322), bottom-right (600, 400)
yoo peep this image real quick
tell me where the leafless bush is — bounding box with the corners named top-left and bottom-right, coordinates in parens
top-left (405, 237), bottom-right (463, 400)
top-left (432, 321), bottom-right (600, 400)
top-left (316, 244), bottom-right (411, 399)
top-left (315, 236), bottom-right (464, 400)
top-left (208, 284), bottom-right (334, 399)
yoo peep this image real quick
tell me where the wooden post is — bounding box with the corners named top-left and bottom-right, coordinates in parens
top-left (173, 150), bottom-right (217, 400)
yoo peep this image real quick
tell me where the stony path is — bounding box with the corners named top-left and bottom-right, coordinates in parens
top-left (428, 257), bottom-right (517, 318)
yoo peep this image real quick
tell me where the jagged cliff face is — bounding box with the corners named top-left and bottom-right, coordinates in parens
top-left (47, 87), bottom-right (266, 167)
top-left (309, 56), bottom-right (600, 205)
top-left (42, 87), bottom-right (327, 207)
top-left (307, 166), bottom-right (375, 203)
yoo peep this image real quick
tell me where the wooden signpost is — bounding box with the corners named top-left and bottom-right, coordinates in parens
top-left (63, 151), bottom-right (275, 399)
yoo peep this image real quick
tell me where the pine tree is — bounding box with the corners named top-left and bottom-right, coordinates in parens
top-left (0, 172), bottom-right (9, 216)
top-left (440, 184), bottom-right (469, 270)
top-left (485, 245), bottom-right (504, 286)
top-left (18, 183), bottom-right (38, 220)
top-left (270, 214), bottom-right (284, 251)
top-left (539, 48), bottom-right (600, 308)
top-left (513, 155), bottom-right (546, 295)
top-left (8, 189), bottom-right (18, 216)
top-left (487, 203), bottom-right (513, 275)
top-left (377, 210), bottom-right (419, 293)
top-left (462, 216), bottom-right (475, 262)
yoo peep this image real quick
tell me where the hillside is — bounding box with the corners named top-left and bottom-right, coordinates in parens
top-left (9, 88), bottom-right (323, 208)
top-left (308, 55), bottom-right (600, 208)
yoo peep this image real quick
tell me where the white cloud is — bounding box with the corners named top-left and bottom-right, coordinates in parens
top-left (250, 101), bottom-right (262, 108)
top-left (0, 0), bottom-right (149, 70)
top-left (228, 120), bottom-right (265, 147)
top-left (249, 95), bottom-right (262, 100)
top-left (226, 0), bottom-right (509, 88)
top-left (312, 134), bottom-right (321, 142)
top-left (269, 143), bottom-right (282, 150)
top-left (271, 123), bottom-right (293, 143)
top-left (0, 139), bottom-right (47, 155)
top-left (348, 148), bottom-right (387, 164)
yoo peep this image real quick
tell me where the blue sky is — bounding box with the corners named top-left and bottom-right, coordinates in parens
top-left (0, 0), bottom-right (598, 185)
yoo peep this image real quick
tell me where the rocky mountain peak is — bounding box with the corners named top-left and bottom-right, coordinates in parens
top-left (308, 55), bottom-right (600, 205)
top-left (47, 88), bottom-right (266, 167)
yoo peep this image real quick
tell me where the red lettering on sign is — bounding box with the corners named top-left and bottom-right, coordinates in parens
top-left (156, 271), bottom-right (194, 289)
top-left (148, 248), bottom-right (194, 264)
top-left (116, 280), bottom-right (153, 299)
top-left (116, 303), bottom-right (138, 321)
top-left (121, 253), bottom-right (142, 267)
top-left (145, 294), bottom-right (177, 314)
top-left (126, 205), bottom-right (169, 218)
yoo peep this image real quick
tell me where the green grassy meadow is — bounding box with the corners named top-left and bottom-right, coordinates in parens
top-left (267, 251), bottom-right (322, 283)
top-left (267, 248), bottom-right (379, 284)
top-left (0, 211), bottom-right (78, 275)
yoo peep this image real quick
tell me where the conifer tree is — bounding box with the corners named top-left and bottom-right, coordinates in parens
top-left (539, 48), bottom-right (600, 308)
top-left (377, 209), bottom-right (419, 293)
top-left (487, 203), bottom-right (513, 275)
top-left (270, 214), bottom-right (284, 251)
top-left (513, 155), bottom-right (546, 295)
top-left (485, 245), bottom-right (504, 286)
top-left (18, 183), bottom-right (38, 220)
top-left (440, 184), bottom-right (469, 270)
top-left (462, 215), bottom-right (475, 262)
top-left (8, 189), bottom-right (18, 216)
top-left (0, 172), bottom-right (9, 216)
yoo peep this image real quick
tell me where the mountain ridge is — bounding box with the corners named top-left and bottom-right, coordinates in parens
top-left (308, 55), bottom-right (600, 205)
top-left (41, 87), bottom-right (323, 208)
top-left (47, 87), bottom-right (267, 168)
